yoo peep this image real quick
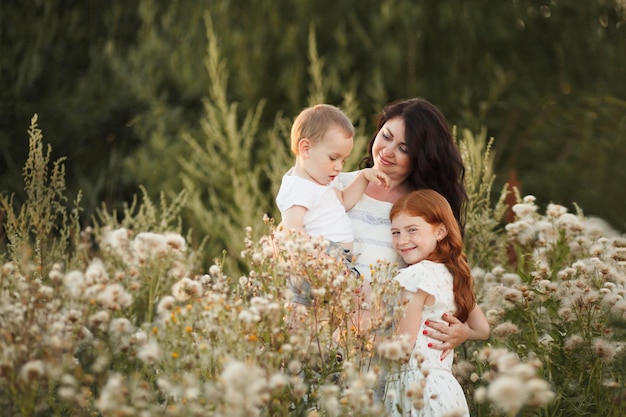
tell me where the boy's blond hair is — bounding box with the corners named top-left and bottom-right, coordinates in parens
top-left (290, 104), bottom-right (354, 155)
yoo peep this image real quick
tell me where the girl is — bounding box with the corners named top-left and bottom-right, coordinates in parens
top-left (384, 189), bottom-right (477, 417)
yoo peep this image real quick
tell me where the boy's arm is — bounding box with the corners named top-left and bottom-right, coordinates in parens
top-left (340, 168), bottom-right (390, 210)
top-left (279, 205), bottom-right (308, 232)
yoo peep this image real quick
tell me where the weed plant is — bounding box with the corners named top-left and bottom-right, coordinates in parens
top-left (0, 116), bottom-right (624, 416)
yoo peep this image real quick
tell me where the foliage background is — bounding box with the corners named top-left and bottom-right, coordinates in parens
top-left (0, 113), bottom-right (624, 417)
top-left (1, 0), bottom-right (626, 271)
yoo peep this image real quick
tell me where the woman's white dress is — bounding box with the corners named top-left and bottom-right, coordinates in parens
top-left (337, 172), bottom-right (406, 282)
top-left (385, 261), bottom-right (469, 417)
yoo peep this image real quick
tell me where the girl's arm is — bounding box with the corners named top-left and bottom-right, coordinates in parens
top-left (425, 304), bottom-right (490, 359)
top-left (340, 168), bottom-right (389, 211)
top-left (396, 289), bottom-right (429, 348)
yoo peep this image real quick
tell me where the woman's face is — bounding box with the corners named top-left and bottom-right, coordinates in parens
top-left (371, 117), bottom-right (411, 181)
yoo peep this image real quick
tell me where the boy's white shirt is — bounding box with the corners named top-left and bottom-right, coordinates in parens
top-left (276, 170), bottom-right (354, 244)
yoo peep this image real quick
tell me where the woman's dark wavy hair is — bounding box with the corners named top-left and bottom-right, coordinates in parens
top-left (360, 98), bottom-right (468, 231)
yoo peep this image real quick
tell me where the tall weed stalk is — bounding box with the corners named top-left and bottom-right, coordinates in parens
top-left (0, 114), bottom-right (82, 276)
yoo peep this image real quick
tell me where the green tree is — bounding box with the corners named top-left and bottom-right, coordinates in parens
top-left (0, 1), bottom-right (144, 217)
top-left (2, 0), bottom-right (625, 243)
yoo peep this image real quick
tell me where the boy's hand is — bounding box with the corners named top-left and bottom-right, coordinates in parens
top-left (364, 168), bottom-right (390, 189)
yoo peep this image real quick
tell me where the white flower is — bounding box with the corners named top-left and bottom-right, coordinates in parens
top-left (546, 203), bottom-right (568, 218)
top-left (487, 375), bottom-right (526, 415)
top-left (38, 285), bottom-right (54, 298)
top-left (537, 280), bottom-right (557, 293)
top-left (164, 232), bottom-right (186, 252)
top-left (157, 296), bottom-right (176, 315)
top-left (491, 265), bottom-right (505, 275)
top-left (584, 217), bottom-right (618, 239)
top-left (512, 201), bottom-right (537, 219)
top-left (156, 378), bottom-right (175, 398)
top-left (262, 242), bottom-right (275, 258)
top-left (491, 321), bottom-right (520, 339)
top-left (209, 264), bottom-right (221, 277)
top-left (57, 386), bottom-right (76, 401)
top-left (534, 220), bottom-right (559, 243)
top-left (525, 378), bottom-right (555, 406)
top-left (172, 277), bottom-right (203, 301)
top-left (63, 270), bottom-right (86, 298)
top-left (511, 363), bottom-right (538, 381)
top-left (317, 384), bottom-right (341, 416)
top-left (557, 267), bottom-right (576, 280)
top-left (137, 340), bottom-right (161, 364)
top-left (96, 283), bottom-right (133, 310)
top-left (220, 360), bottom-right (268, 417)
top-left (505, 220), bottom-right (535, 245)
top-left (132, 330), bottom-right (148, 345)
top-left (20, 360), bottom-right (45, 382)
top-left (556, 213), bottom-right (584, 233)
top-left (592, 338), bottom-right (617, 362)
top-left (95, 373), bottom-right (126, 412)
top-left (109, 318), bottom-right (133, 337)
top-left (85, 258), bottom-right (109, 284)
top-left (238, 309), bottom-right (261, 326)
top-left (492, 349), bottom-right (521, 370)
top-left (503, 288), bottom-right (524, 305)
top-left (48, 263), bottom-right (63, 282)
top-left (501, 273), bottom-right (521, 286)
top-left (287, 360), bottom-right (301, 375)
top-left (268, 372), bottom-right (288, 390)
top-left (133, 232), bottom-right (169, 261)
top-left (88, 310), bottom-right (111, 328)
top-left (102, 228), bottom-right (131, 254)
top-left (377, 335), bottom-right (412, 361)
top-left (332, 274), bottom-right (345, 286)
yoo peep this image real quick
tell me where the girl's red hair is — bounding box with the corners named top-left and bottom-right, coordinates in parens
top-left (390, 189), bottom-right (475, 322)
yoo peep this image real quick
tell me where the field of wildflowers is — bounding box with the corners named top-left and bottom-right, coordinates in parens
top-left (1, 116), bottom-right (625, 416)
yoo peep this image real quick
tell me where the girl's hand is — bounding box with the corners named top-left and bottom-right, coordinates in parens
top-left (425, 313), bottom-right (470, 360)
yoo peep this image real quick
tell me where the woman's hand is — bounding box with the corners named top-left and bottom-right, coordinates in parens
top-left (425, 313), bottom-right (470, 360)
top-left (425, 305), bottom-right (490, 359)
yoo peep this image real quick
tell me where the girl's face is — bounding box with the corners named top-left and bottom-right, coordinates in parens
top-left (371, 117), bottom-right (411, 181)
top-left (391, 213), bottom-right (446, 265)
top-left (301, 126), bottom-right (353, 186)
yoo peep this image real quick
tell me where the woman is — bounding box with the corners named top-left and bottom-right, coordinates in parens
top-left (337, 97), bottom-right (489, 361)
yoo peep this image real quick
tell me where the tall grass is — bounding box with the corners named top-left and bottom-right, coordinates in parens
top-left (0, 113), bottom-right (624, 417)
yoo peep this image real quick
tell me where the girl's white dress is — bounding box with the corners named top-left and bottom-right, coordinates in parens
top-left (384, 260), bottom-right (470, 417)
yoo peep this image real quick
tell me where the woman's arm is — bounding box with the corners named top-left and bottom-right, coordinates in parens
top-left (425, 304), bottom-right (490, 359)
top-left (465, 304), bottom-right (490, 340)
